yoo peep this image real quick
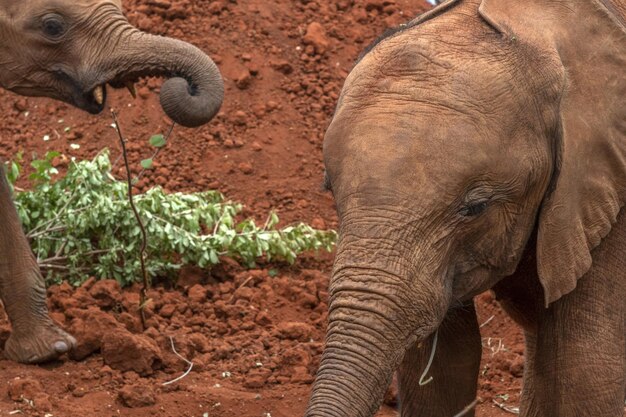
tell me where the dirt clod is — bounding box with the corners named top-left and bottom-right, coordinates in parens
top-left (102, 329), bottom-right (162, 376)
top-left (118, 384), bottom-right (157, 408)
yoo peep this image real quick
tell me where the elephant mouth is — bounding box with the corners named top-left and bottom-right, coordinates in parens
top-left (78, 78), bottom-right (139, 115)
top-left (61, 66), bottom-right (141, 114)
top-left (76, 84), bottom-right (108, 114)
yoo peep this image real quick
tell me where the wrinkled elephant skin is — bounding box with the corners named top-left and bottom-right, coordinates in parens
top-left (0, 0), bottom-right (224, 363)
top-left (306, 0), bottom-right (626, 416)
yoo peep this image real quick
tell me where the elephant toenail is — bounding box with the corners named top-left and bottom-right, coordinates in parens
top-left (54, 341), bottom-right (69, 353)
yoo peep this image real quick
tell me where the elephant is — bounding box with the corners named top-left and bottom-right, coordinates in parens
top-left (0, 0), bottom-right (223, 363)
top-left (305, 0), bottom-right (625, 416)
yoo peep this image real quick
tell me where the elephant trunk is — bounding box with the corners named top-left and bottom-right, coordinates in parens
top-left (103, 29), bottom-right (224, 127)
top-left (305, 238), bottom-right (450, 417)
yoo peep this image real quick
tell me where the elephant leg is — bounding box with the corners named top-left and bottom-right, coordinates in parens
top-left (398, 302), bottom-right (481, 417)
top-left (504, 216), bottom-right (626, 416)
top-left (521, 284), bottom-right (625, 415)
top-left (0, 166), bottom-right (75, 363)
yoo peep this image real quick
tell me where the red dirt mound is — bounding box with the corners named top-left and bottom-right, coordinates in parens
top-left (0, 0), bottom-right (524, 416)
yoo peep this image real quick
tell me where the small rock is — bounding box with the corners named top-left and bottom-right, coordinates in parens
top-left (188, 333), bottom-right (211, 354)
top-left (88, 279), bottom-right (122, 309)
top-left (311, 217), bottom-right (326, 229)
top-left (243, 368), bottom-right (271, 389)
top-left (68, 307), bottom-right (124, 361)
top-left (509, 355), bottom-right (525, 377)
top-left (232, 110), bottom-right (247, 126)
top-left (102, 329), bottom-right (162, 376)
top-left (239, 162), bottom-right (254, 175)
top-left (160, 303), bottom-right (176, 318)
top-left (235, 69), bottom-right (253, 90)
top-left (276, 322), bottom-right (314, 342)
top-left (290, 366), bottom-right (314, 384)
top-left (118, 384), bottom-right (156, 408)
top-left (255, 311), bottom-right (272, 327)
top-left (187, 284), bottom-right (208, 303)
top-left (303, 22), bottom-right (330, 54)
top-left (14, 99), bottom-right (28, 112)
top-left (266, 100), bottom-right (279, 111)
top-left (8, 378), bottom-right (43, 401)
top-left (207, 0), bottom-right (226, 15)
top-left (137, 86), bottom-right (151, 99)
top-left (270, 60), bottom-right (294, 75)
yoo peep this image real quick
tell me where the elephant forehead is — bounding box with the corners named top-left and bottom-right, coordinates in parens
top-left (324, 112), bottom-right (506, 200)
top-left (341, 31), bottom-right (521, 121)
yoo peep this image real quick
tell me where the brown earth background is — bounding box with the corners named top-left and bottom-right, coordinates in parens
top-left (0, 0), bottom-right (525, 416)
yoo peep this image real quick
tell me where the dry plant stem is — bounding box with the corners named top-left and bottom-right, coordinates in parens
top-left (418, 330), bottom-right (438, 386)
top-left (479, 315), bottom-right (495, 328)
top-left (162, 336), bottom-right (194, 386)
top-left (453, 399), bottom-right (478, 417)
top-left (492, 399), bottom-right (520, 414)
top-left (227, 275), bottom-right (254, 303)
top-left (111, 109), bottom-right (150, 330)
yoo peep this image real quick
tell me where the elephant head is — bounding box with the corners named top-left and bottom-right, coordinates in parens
top-left (0, 0), bottom-right (223, 127)
top-left (306, 0), bottom-right (625, 415)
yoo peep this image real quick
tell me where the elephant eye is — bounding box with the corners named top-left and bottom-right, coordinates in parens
top-left (459, 199), bottom-right (489, 217)
top-left (41, 14), bottom-right (67, 40)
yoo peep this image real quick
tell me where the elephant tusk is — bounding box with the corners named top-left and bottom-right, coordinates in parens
top-left (124, 81), bottom-right (137, 99)
top-left (93, 85), bottom-right (104, 105)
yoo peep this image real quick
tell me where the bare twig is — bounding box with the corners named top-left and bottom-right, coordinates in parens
top-left (479, 315), bottom-right (495, 328)
top-left (419, 330), bottom-right (438, 386)
top-left (39, 249), bottom-right (115, 265)
top-left (38, 264), bottom-right (72, 271)
top-left (54, 239), bottom-right (68, 259)
top-left (492, 399), bottom-right (520, 414)
top-left (28, 225), bottom-right (67, 240)
top-left (162, 336), bottom-right (194, 386)
top-left (227, 275), bottom-right (255, 303)
top-left (453, 399), bottom-right (478, 417)
top-left (111, 110), bottom-right (150, 329)
top-left (482, 337), bottom-right (504, 356)
top-left (26, 194), bottom-right (76, 239)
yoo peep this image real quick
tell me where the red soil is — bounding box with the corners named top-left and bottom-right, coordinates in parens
top-left (0, 0), bottom-right (523, 415)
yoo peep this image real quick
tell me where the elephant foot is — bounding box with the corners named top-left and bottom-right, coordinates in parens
top-left (4, 321), bottom-right (76, 363)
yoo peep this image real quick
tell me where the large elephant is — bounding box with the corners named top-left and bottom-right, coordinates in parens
top-left (306, 0), bottom-right (625, 416)
top-left (0, 0), bottom-right (223, 362)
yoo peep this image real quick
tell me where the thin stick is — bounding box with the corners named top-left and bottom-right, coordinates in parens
top-left (162, 336), bottom-right (194, 386)
top-left (492, 399), bottom-right (520, 414)
top-left (453, 399), bottom-right (478, 417)
top-left (39, 249), bottom-right (114, 264)
top-left (479, 315), bottom-right (495, 328)
top-left (227, 275), bottom-right (254, 303)
top-left (418, 330), bottom-right (438, 386)
top-left (111, 110), bottom-right (150, 329)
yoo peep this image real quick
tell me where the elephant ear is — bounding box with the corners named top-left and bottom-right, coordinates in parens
top-left (479, 0), bottom-right (626, 306)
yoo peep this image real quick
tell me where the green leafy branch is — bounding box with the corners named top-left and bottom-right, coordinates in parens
top-left (4, 150), bottom-right (336, 287)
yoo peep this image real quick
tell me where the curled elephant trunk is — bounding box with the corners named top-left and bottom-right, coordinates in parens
top-left (305, 253), bottom-right (449, 417)
top-left (104, 30), bottom-right (224, 128)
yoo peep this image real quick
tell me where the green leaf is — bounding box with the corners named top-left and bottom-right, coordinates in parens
top-left (149, 134), bottom-right (166, 148)
top-left (13, 150), bottom-right (336, 288)
top-left (141, 158), bottom-right (154, 169)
